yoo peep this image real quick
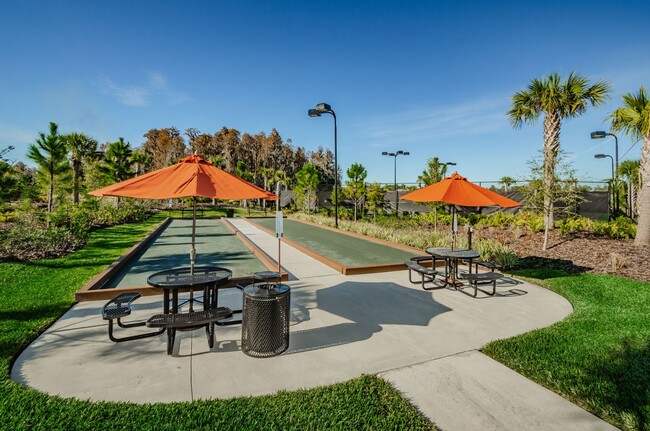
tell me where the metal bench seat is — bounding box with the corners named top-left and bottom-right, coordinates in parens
top-left (146, 307), bottom-right (233, 329)
top-left (460, 272), bottom-right (504, 297)
top-left (102, 292), bottom-right (165, 343)
top-left (404, 260), bottom-right (442, 290)
top-left (146, 307), bottom-right (233, 354)
top-left (468, 259), bottom-right (502, 273)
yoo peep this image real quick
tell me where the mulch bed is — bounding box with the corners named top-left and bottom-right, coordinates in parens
top-left (473, 226), bottom-right (650, 283)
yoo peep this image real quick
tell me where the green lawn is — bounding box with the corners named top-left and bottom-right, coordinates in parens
top-left (0, 213), bottom-right (434, 431)
top-left (483, 269), bottom-right (650, 431)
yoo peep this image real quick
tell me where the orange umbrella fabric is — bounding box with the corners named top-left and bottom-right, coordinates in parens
top-left (90, 154), bottom-right (277, 273)
top-left (90, 154), bottom-right (277, 200)
top-left (401, 172), bottom-right (521, 208)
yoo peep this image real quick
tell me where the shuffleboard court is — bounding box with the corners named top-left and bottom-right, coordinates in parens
top-left (103, 218), bottom-right (269, 289)
top-left (249, 218), bottom-right (421, 273)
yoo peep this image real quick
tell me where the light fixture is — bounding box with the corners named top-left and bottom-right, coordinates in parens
top-left (382, 150), bottom-right (410, 215)
top-left (591, 131), bottom-right (619, 214)
top-left (307, 103), bottom-right (338, 227)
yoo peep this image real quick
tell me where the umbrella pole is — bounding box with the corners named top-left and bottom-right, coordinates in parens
top-left (190, 197), bottom-right (197, 312)
top-left (451, 206), bottom-right (457, 250)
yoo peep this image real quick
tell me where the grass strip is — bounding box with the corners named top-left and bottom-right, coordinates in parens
top-left (0, 213), bottom-right (434, 431)
top-left (483, 269), bottom-right (650, 431)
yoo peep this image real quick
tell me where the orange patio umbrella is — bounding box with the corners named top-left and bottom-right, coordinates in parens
top-left (90, 154), bottom-right (277, 271)
top-left (401, 172), bottom-right (521, 247)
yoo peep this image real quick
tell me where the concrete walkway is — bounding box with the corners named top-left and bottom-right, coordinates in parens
top-left (11, 218), bottom-right (617, 430)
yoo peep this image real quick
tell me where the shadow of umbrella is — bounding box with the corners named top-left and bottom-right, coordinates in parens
top-left (286, 281), bottom-right (451, 354)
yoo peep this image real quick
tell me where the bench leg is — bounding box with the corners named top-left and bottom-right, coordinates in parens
top-left (206, 322), bottom-right (215, 348)
top-left (117, 318), bottom-right (146, 329)
top-left (167, 328), bottom-right (176, 355)
top-left (108, 319), bottom-right (165, 343)
top-left (456, 281), bottom-right (479, 298)
top-left (408, 269), bottom-right (441, 290)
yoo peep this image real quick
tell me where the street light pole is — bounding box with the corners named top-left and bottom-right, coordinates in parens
top-left (308, 103), bottom-right (338, 228)
top-left (382, 150), bottom-right (409, 215)
top-left (595, 153), bottom-right (614, 220)
top-left (591, 131), bottom-right (619, 213)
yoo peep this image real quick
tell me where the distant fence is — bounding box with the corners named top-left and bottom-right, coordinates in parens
top-left (280, 182), bottom-right (611, 221)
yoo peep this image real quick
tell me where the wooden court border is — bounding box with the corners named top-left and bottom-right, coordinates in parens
top-left (245, 216), bottom-right (423, 275)
top-left (75, 217), bottom-right (287, 302)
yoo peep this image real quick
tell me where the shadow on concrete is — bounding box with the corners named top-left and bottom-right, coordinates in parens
top-left (286, 281), bottom-right (451, 354)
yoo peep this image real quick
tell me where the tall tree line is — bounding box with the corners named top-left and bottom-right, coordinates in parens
top-left (139, 126), bottom-right (331, 191)
top-left (7, 122), bottom-right (334, 213)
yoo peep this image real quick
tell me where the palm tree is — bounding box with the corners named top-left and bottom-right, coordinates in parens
top-left (273, 169), bottom-right (288, 212)
top-left (100, 138), bottom-right (134, 208)
top-left (27, 122), bottom-right (69, 213)
top-left (508, 73), bottom-right (610, 250)
top-left (64, 132), bottom-right (98, 205)
top-left (255, 167), bottom-right (275, 212)
top-left (103, 138), bottom-right (134, 183)
top-left (130, 150), bottom-right (152, 177)
top-left (499, 176), bottom-right (516, 192)
top-left (610, 87), bottom-right (650, 245)
top-left (417, 157), bottom-right (448, 187)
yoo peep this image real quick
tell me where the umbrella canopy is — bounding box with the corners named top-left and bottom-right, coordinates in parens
top-left (90, 154), bottom-right (277, 272)
top-left (90, 154), bottom-right (276, 200)
top-left (401, 172), bottom-right (521, 249)
top-left (401, 172), bottom-right (521, 208)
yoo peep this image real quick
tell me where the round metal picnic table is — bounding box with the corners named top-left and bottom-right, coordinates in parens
top-left (426, 248), bottom-right (480, 287)
top-left (147, 266), bottom-right (233, 314)
top-left (147, 266), bottom-right (233, 353)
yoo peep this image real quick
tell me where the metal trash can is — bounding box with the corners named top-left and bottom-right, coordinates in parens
top-left (226, 208), bottom-right (235, 218)
top-left (241, 283), bottom-right (290, 357)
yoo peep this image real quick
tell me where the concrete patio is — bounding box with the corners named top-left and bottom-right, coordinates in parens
top-left (11, 218), bottom-right (617, 430)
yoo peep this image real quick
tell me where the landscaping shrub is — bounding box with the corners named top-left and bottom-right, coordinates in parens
top-left (491, 249), bottom-right (520, 269)
top-left (605, 217), bottom-right (637, 239)
top-left (526, 216), bottom-right (545, 233)
top-left (0, 202), bottom-right (153, 261)
top-left (483, 211), bottom-right (516, 228)
top-left (465, 212), bottom-right (487, 226)
top-left (474, 238), bottom-right (519, 269)
top-left (556, 216), bottom-right (592, 236)
top-left (0, 216), bottom-right (85, 260)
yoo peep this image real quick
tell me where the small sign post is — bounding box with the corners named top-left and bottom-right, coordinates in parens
top-left (275, 211), bottom-right (283, 273)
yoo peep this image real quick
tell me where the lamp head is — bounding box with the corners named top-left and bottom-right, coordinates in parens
top-left (594, 154), bottom-right (607, 159)
top-left (591, 131), bottom-right (607, 139)
top-left (445, 162), bottom-right (457, 166)
top-left (308, 109), bottom-right (321, 118)
top-left (381, 151), bottom-right (388, 155)
top-left (315, 103), bottom-right (332, 113)
top-left (403, 151), bottom-right (410, 156)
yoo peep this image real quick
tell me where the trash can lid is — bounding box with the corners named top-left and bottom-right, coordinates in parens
top-left (253, 271), bottom-right (281, 281)
top-left (244, 283), bottom-right (290, 298)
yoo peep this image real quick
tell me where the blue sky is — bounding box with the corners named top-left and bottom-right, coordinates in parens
top-left (1, 0), bottom-right (648, 185)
